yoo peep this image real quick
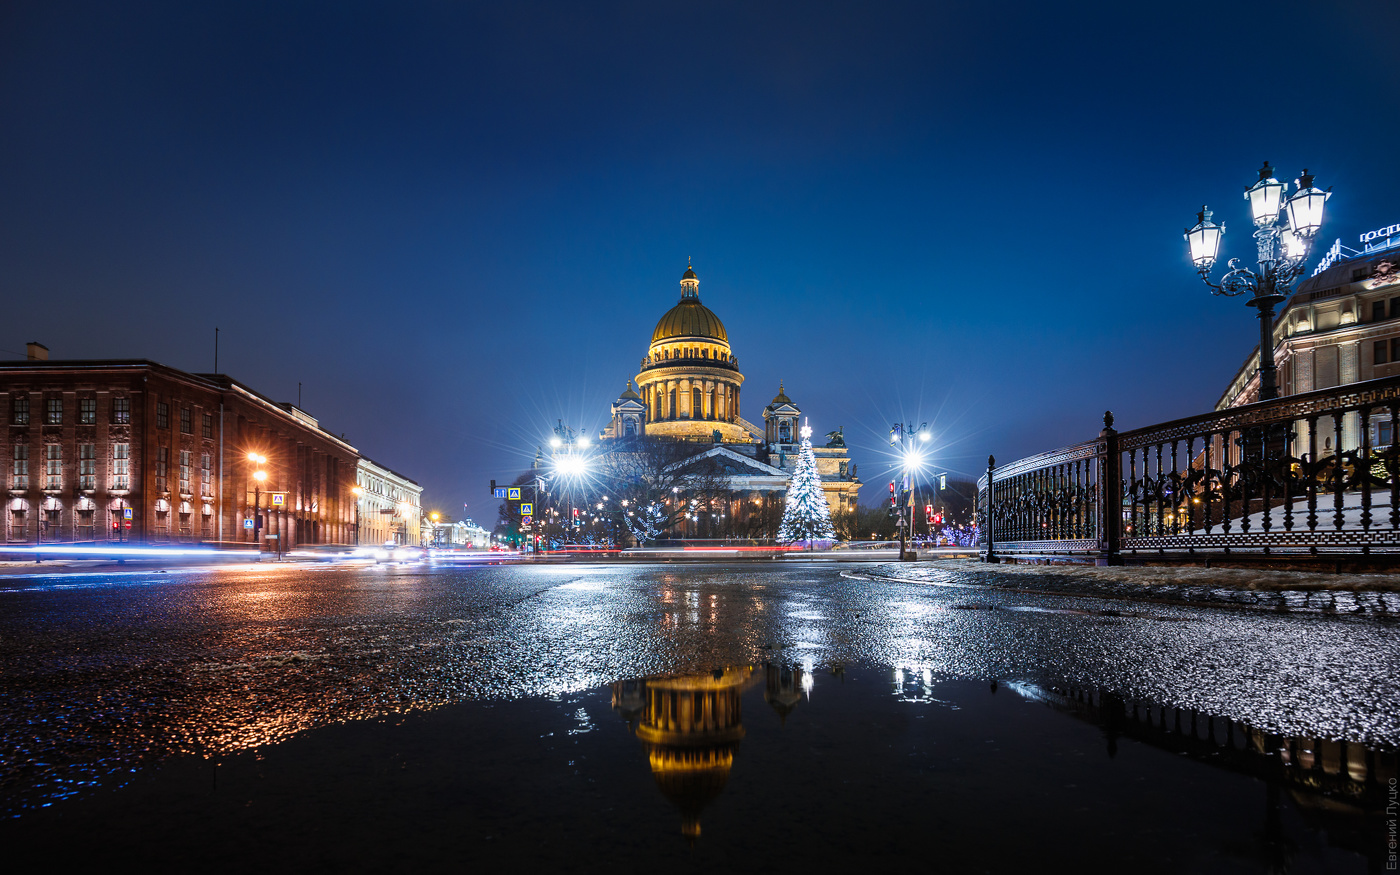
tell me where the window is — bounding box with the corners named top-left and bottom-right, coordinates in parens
top-left (179, 450), bottom-right (191, 494)
top-left (1393, 338), bottom-right (1400, 365)
top-left (1380, 421), bottom-right (1395, 448)
top-left (624, 419), bottom-right (636, 437)
top-left (79, 398), bottom-right (96, 424)
top-left (156, 402), bottom-right (169, 429)
top-left (112, 398), bottom-right (130, 424)
top-left (112, 444), bottom-right (130, 491)
top-left (12, 445), bottom-right (28, 490)
top-left (202, 413), bottom-right (213, 439)
top-left (201, 453), bottom-right (212, 496)
top-left (1392, 298), bottom-right (1400, 319)
top-left (45, 445), bottom-right (61, 490)
top-left (79, 444), bottom-right (96, 491)
top-left (156, 447), bottom-right (169, 492)
top-left (1354, 267), bottom-right (1371, 282)
top-left (1377, 340), bottom-right (1389, 366)
top-left (180, 408), bottom-right (192, 434)
top-left (45, 399), bottom-right (62, 425)
top-left (12, 397), bottom-right (29, 425)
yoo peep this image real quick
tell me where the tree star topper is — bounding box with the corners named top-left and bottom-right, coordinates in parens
top-left (800, 418), bottom-right (812, 440)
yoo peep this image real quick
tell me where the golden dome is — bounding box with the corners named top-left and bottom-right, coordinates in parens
top-left (651, 299), bottom-right (729, 344)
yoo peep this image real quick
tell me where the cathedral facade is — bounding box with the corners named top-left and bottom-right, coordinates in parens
top-left (599, 266), bottom-right (861, 519)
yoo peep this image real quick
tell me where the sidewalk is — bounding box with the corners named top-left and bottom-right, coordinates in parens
top-left (862, 559), bottom-right (1400, 616)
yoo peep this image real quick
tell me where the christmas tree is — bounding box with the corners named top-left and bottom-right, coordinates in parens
top-left (777, 420), bottom-right (837, 544)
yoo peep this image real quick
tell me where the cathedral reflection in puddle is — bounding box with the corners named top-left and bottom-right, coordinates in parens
top-left (611, 663), bottom-right (831, 839)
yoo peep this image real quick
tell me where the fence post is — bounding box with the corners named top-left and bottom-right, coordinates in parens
top-left (983, 454), bottom-right (997, 564)
top-left (1098, 411), bottom-right (1122, 566)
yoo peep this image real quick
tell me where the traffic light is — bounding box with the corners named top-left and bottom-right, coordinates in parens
top-left (490, 479), bottom-right (497, 496)
top-left (925, 504), bottom-right (933, 524)
top-left (888, 481), bottom-right (896, 507)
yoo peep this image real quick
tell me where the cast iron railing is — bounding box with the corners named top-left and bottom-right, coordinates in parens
top-left (977, 374), bottom-right (1400, 561)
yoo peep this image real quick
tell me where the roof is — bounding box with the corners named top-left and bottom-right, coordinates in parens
top-left (769, 381), bottom-right (792, 405)
top-left (651, 298), bottom-right (729, 344)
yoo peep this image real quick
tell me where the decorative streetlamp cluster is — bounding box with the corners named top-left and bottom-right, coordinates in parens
top-left (1184, 162), bottom-right (1332, 401)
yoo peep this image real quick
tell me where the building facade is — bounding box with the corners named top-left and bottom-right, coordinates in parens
top-left (1217, 229), bottom-right (1400, 454)
top-left (355, 458), bottom-right (422, 546)
top-left (2, 353), bottom-right (359, 546)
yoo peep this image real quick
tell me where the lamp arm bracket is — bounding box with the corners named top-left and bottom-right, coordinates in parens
top-left (1206, 258), bottom-right (1255, 297)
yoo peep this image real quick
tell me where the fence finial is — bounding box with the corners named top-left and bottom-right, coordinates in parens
top-left (1103, 410), bottom-right (1114, 430)
top-left (987, 454), bottom-right (995, 468)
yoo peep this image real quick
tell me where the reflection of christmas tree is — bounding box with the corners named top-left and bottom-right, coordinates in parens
top-left (777, 420), bottom-right (837, 544)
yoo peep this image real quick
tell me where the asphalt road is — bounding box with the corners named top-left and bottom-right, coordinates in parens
top-left (1, 560), bottom-right (1397, 817)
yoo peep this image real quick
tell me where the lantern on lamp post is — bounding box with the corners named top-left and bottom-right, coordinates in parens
top-left (1184, 162), bottom-right (1331, 401)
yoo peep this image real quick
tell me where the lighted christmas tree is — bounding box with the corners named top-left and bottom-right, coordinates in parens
top-left (777, 420), bottom-right (837, 544)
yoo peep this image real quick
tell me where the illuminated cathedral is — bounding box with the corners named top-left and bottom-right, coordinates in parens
top-left (599, 265), bottom-right (862, 518)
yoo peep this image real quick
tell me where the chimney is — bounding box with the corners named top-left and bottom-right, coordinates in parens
top-left (26, 342), bottom-right (48, 362)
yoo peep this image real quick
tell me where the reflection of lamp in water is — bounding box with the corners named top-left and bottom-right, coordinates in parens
top-left (626, 666), bottom-right (757, 842)
top-left (764, 662), bottom-right (807, 724)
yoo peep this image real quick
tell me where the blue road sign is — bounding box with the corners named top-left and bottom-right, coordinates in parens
top-left (243, 518), bottom-right (254, 529)
top-left (494, 488), bottom-right (508, 498)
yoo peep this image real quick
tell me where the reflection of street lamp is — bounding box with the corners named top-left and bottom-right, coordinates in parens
top-left (1185, 163), bottom-right (1331, 401)
top-left (351, 486), bottom-right (363, 546)
top-left (248, 452), bottom-right (267, 553)
top-left (429, 511), bottom-right (441, 548)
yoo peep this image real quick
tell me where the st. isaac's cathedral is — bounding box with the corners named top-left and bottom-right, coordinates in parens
top-left (597, 265), bottom-right (862, 519)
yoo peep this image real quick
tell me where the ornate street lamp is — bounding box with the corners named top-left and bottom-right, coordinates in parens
top-left (1185, 162), bottom-right (1331, 401)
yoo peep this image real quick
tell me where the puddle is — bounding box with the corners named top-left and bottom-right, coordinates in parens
top-left (2, 664), bottom-right (1390, 873)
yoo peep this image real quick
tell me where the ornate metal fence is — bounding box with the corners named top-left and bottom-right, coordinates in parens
top-left (977, 374), bottom-right (1400, 561)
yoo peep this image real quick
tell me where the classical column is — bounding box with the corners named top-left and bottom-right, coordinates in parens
top-left (680, 379), bottom-right (691, 418)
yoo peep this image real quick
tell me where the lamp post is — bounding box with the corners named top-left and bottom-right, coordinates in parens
top-left (247, 452), bottom-right (267, 555)
top-left (547, 420), bottom-right (591, 550)
top-left (890, 422), bottom-right (930, 559)
top-left (1185, 163), bottom-right (1331, 401)
top-left (351, 485), bottom-right (363, 547)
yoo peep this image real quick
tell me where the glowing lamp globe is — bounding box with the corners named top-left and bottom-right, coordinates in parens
top-left (1285, 169), bottom-right (1330, 239)
top-left (1244, 162), bottom-right (1287, 226)
top-left (1184, 206), bottom-right (1224, 270)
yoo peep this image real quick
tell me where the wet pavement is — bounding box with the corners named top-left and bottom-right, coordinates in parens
top-left (1, 561), bottom-right (1396, 872)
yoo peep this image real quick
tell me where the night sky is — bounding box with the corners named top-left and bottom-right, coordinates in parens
top-left (3, 0), bottom-right (1399, 524)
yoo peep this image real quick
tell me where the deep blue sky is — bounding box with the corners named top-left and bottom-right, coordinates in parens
top-left (3, 0), bottom-right (1399, 522)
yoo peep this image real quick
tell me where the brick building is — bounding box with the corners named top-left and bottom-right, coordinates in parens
top-left (2, 350), bottom-right (359, 547)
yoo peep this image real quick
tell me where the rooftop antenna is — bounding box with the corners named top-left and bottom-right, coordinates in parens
top-left (214, 327), bottom-right (219, 373)
top-left (298, 382), bottom-right (302, 408)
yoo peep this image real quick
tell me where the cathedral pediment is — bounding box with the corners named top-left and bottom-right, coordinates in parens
top-left (666, 446), bottom-right (787, 478)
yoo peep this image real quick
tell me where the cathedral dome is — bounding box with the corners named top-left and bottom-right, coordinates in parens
top-left (651, 299), bottom-right (728, 344)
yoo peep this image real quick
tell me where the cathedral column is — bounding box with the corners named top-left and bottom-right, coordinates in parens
top-left (703, 381), bottom-right (714, 420)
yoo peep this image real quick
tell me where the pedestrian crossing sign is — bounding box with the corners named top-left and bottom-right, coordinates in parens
top-left (520, 503), bottom-right (533, 516)
top-left (508, 487), bottom-right (521, 501)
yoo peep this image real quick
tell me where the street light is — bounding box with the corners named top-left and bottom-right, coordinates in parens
top-left (889, 423), bottom-right (931, 559)
top-left (247, 452), bottom-right (267, 554)
top-left (1185, 162), bottom-right (1331, 401)
top-left (351, 485), bottom-right (363, 546)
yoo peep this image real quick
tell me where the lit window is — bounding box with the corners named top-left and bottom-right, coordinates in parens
top-left (201, 453), bottom-right (212, 496)
top-left (45, 398), bottom-right (62, 425)
top-left (112, 443), bottom-right (130, 491)
top-left (79, 398), bottom-right (96, 424)
top-left (11, 445), bottom-right (29, 490)
top-left (79, 444), bottom-right (96, 491)
top-left (1380, 421), bottom-right (1394, 448)
top-left (11, 397), bottom-right (28, 425)
top-left (179, 450), bottom-right (191, 494)
top-left (156, 447), bottom-right (169, 492)
top-left (45, 445), bottom-right (61, 490)
top-left (112, 398), bottom-right (130, 424)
